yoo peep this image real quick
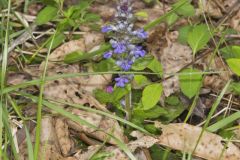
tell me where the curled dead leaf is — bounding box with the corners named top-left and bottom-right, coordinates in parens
top-left (157, 123), bottom-right (240, 160)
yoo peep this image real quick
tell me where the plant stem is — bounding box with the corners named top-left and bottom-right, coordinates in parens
top-left (125, 89), bottom-right (132, 121)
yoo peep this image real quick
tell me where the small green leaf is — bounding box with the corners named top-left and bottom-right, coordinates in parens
top-left (142, 83), bottom-right (163, 110)
top-left (226, 58), bottom-right (240, 76)
top-left (36, 6), bottom-right (58, 25)
top-left (46, 33), bottom-right (65, 49)
top-left (179, 68), bottom-right (202, 98)
top-left (178, 25), bottom-right (192, 44)
top-left (229, 82), bottom-right (240, 95)
top-left (173, 0), bottom-right (195, 17)
top-left (135, 11), bottom-right (148, 18)
top-left (133, 105), bottom-right (167, 119)
top-left (187, 24), bottom-right (211, 55)
top-left (147, 58), bottom-right (163, 76)
top-left (133, 75), bottom-right (150, 88)
top-left (220, 46), bottom-right (240, 59)
top-left (132, 55), bottom-right (154, 70)
top-left (166, 13), bottom-right (179, 26)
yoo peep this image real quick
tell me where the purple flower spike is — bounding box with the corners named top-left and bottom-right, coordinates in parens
top-left (132, 46), bottom-right (146, 58)
top-left (113, 42), bottom-right (126, 54)
top-left (115, 76), bottom-right (129, 87)
top-left (101, 25), bottom-right (113, 33)
top-left (116, 60), bottom-right (133, 71)
top-left (133, 29), bottom-right (148, 39)
top-left (103, 51), bottom-right (113, 59)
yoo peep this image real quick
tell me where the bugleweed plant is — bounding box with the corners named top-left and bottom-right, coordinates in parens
top-left (101, 0), bottom-right (148, 87)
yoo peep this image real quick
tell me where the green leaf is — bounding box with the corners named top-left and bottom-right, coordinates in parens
top-left (135, 11), bottom-right (148, 18)
top-left (226, 58), bottom-right (240, 76)
top-left (64, 44), bottom-right (111, 63)
top-left (84, 13), bottom-right (100, 22)
top-left (131, 55), bottom-right (154, 70)
top-left (142, 83), bottom-right (163, 110)
top-left (36, 6), bottom-right (58, 25)
top-left (187, 24), bottom-right (211, 55)
top-left (166, 13), bottom-right (179, 26)
top-left (46, 33), bottom-right (65, 49)
top-left (133, 105), bottom-right (167, 120)
top-left (179, 68), bottom-right (202, 98)
top-left (220, 46), bottom-right (240, 59)
top-left (178, 25), bottom-right (192, 44)
top-left (92, 59), bottom-right (116, 72)
top-left (173, 0), bottom-right (195, 17)
top-left (229, 82), bottom-right (240, 95)
top-left (133, 75), bottom-right (150, 88)
top-left (147, 58), bottom-right (163, 76)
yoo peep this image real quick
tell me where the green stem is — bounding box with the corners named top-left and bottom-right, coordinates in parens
top-left (125, 89), bottom-right (132, 121)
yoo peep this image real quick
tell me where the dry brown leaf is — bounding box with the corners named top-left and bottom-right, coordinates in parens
top-left (67, 109), bottom-right (125, 145)
top-left (157, 123), bottom-right (240, 160)
top-left (161, 42), bottom-right (192, 96)
top-left (230, 10), bottom-right (240, 32)
top-left (55, 118), bottom-right (74, 156)
top-left (19, 117), bottom-right (63, 160)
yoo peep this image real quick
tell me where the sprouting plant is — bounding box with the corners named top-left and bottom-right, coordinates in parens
top-left (101, 0), bottom-right (148, 87)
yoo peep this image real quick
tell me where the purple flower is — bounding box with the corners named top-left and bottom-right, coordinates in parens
top-left (133, 29), bottom-right (148, 39)
top-left (116, 60), bottom-right (133, 71)
top-left (106, 86), bottom-right (113, 93)
top-left (103, 51), bottom-right (113, 59)
top-left (111, 41), bottom-right (126, 54)
top-left (130, 46), bottom-right (146, 58)
top-left (115, 76), bottom-right (129, 87)
top-left (101, 25), bottom-right (113, 33)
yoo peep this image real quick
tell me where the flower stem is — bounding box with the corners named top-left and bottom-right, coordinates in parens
top-left (125, 89), bottom-right (132, 121)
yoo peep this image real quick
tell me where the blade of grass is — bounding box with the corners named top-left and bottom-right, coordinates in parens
top-left (33, 31), bottom-right (56, 160)
top-left (143, 0), bottom-right (188, 31)
top-left (192, 80), bottom-right (231, 153)
top-left (207, 111), bottom-right (240, 132)
top-left (2, 71), bottom-right (223, 94)
top-left (0, 0), bottom-right (11, 157)
top-left (2, 104), bottom-right (19, 160)
top-left (25, 126), bottom-right (34, 160)
top-left (47, 98), bottom-right (150, 135)
top-left (22, 93), bottom-right (137, 160)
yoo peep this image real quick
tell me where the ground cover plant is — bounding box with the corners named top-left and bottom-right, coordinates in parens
top-left (0, 0), bottom-right (240, 159)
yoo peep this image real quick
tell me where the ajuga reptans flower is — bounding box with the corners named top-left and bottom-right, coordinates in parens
top-left (102, 0), bottom-right (148, 87)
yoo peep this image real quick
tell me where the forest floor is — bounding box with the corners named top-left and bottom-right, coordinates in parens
top-left (0, 0), bottom-right (240, 160)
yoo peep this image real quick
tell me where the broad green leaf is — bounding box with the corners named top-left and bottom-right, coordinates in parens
top-left (179, 68), bottom-right (202, 98)
top-left (187, 24), bottom-right (211, 55)
top-left (133, 105), bottom-right (167, 120)
top-left (132, 55), bottom-right (154, 70)
top-left (134, 75), bottom-right (150, 88)
top-left (64, 44), bottom-right (111, 63)
top-left (178, 25), bottom-right (192, 44)
top-left (142, 83), bottom-right (163, 110)
top-left (166, 13), bottom-right (179, 26)
top-left (226, 58), bottom-right (240, 76)
top-left (220, 46), bottom-right (240, 59)
top-left (46, 33), bottom-right (65, 49)
top-left (147, 58), bottom-right (163, 77)
top-left (36, 6), bottom-right (58, 25)
top-left (173, 0), bottom-right (195, 17)
top-left (84, 13), bottom-right (100, 22)
top-left (229, 82), bottom-right (240, 95)
top-left (92, 59), bottom-right (116, 72)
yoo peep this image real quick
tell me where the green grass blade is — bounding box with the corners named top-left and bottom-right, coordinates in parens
top-left (143, 0), bottom-right (188, 31)
top-left (207, 111), bottom-right (240, 132)
top-left (25, 126), bottom-right (34, 160)
top-left (49, 99), bottom-right (150, 135)
top-left (192, 80), bottom-right (231, 153)
top-left (33, 31), bottom-right (56, 160)
top-left (0, 0), bottom-right (11, 157)
top-left (2, 105), bottom-right (19, 160)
